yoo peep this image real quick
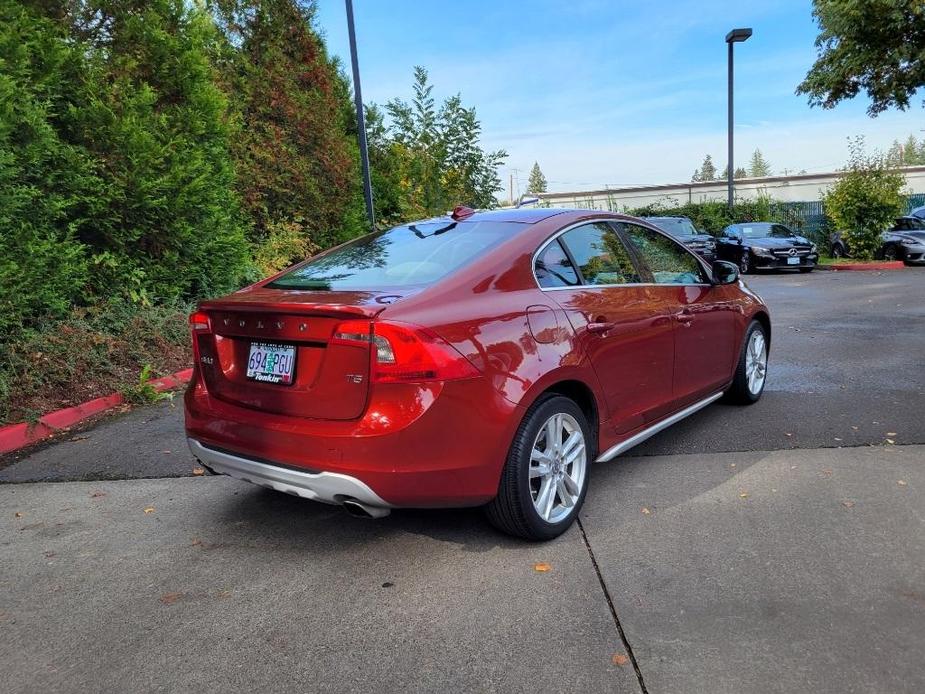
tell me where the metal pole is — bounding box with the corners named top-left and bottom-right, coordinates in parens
top-left (727, 40), bottom-right (734, 209)
top-left (345, 0), bottom-right (375, 229)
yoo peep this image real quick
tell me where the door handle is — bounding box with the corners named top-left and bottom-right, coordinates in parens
top-left (587, 321), bottom-right (615, 335)
top-left (674, 309), bottom-right (694, 326)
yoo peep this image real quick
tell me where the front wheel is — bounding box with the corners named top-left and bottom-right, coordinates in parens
top-left (799, 267), bottom-right (813, 273)
top-left (726, 321), bottom-right (768, 405)
top-left (883, 246), bottom-right (898, 262)
top-left (486, 395), bottom-right (591, 541)
top-left (739, 252), bottom-right (751, 275)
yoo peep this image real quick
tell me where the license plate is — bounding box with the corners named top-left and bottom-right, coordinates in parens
top-left (787, 257), bottom-right (800, 265)
top-left (247, 342), bottom-right (296, 385)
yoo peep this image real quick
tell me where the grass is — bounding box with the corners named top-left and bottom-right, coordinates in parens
top-left (818, 256), bottom-right (892, 265)
top-left (0, 299), bottom-right (192, 425)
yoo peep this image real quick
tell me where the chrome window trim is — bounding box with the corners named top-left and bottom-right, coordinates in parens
top-left (531, 217), bottom-right (714, 291)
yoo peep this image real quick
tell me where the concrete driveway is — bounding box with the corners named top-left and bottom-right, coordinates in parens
top-left (2, 270), bottom-right (924, 693)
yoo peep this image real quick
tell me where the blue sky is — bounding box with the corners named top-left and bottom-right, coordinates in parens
top-left (316, 0), bottom-right (924, 194)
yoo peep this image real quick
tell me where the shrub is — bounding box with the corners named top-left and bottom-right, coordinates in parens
top-left (0, 1), bottom-right (95, 337)
top-left (822, 138), bottom-right (906, 260)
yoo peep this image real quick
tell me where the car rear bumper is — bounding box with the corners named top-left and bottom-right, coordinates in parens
top-left (184, 374), bottom-right (523, 508)
top-left (189, 438), bottom-right (391, 511)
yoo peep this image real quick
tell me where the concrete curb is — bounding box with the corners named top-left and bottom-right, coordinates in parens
top-left (0, 368), bottom-right (192, 455)
top-left (816, 261), bottom-right (905, 271)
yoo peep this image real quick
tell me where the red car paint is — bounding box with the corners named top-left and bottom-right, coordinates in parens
top-left (185, 209), bottom-right (769, 508)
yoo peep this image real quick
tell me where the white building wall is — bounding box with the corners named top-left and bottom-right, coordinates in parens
top-left (537, 166), bottom-right (925, 211)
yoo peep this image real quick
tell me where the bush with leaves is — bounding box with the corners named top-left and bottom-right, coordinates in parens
top-left (0, 1), bottom-right (96, 337)
top-left (822, 138), bottom-right (906, 259)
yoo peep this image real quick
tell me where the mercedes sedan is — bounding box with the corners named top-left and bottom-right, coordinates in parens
top-left (186, 208), bottom-right (771, 540)
top-left (718, 222), bottom-right (818, 274)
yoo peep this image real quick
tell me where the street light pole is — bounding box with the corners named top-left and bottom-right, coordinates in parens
top-left (345, 0), bottom-right (375, 230)
top-left (725, 27), bottom-right (752, 209)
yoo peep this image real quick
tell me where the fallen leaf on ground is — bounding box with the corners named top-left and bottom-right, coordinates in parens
top-left (44, 551), bottom-right (56, 558)
top-left (162, 450), bottom-right (171, 454)
top-left (885, 439), bottom-right (895, 445)
top-left (612, 653), bottom-right (629, 666)
top-left (143, 506), bottom-right (155, 514)
top-left (641, 507), bottom-right (651, 515)
top-left (739, 492), bottom-right (749, 499)
top-left (898, 480), bottom-right (907, 487)
top-left (821, 469), bottom-right (833, 476)
top-left (69, 435), bottom-right (89, 442)
top-left (729, 463), bottom-right (736, 469)
top-left (533, 562), bottom-right (551, 572)
top-left (160, 592), bottom-right (183, 605)
top-left (217, 590), bottom-right (232, 599)
top-left (784, 433), bottom-right (793, 437)
top-left (14, 512), bottom-right (23, 519)
top-left (842, 500), bottom-right (855, 508)
top-left (834, 437), bottom-right (842, 442)
top-left (887, 432), bottom-right (897, 436)
top-left (90, 491), bottom-right (106, 498)
top-left (192, 467), bottom-right (205, 476)
top-left (191, 538), bottom-right (202, 546)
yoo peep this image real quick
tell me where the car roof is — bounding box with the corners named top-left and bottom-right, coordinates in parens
top-left (417, 207), bottom-right (573, 224)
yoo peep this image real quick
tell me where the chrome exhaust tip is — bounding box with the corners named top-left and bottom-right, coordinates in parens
top-left (342, 499), bottom-right (391, 519)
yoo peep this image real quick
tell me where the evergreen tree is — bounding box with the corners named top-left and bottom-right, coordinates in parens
top-left (210, 0), bottom-right (365, 257)
top-left (527, 162), bottom-right (547, 194)
top-left (903, 134), bottom-right (921, 165)
top-left (748, 149), bottom-right (772, 177)
top-left (30, 0), bottom-right (250, 304)
top-left (699, 154), bottom-right (717, 181)
top-left (735, 167), bottom-right (748, 179)
top-left (886, 139), bottom-right (905, 166)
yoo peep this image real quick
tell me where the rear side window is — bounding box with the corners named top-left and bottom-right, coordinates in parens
top-left (268, 221), bottom-right (522, 290)
top-left (620, 223), bottom-right (708, 285)
top-left (535, 240), bottom-right (579, 288)
top-left (557, 223), bottom-right (641, 285)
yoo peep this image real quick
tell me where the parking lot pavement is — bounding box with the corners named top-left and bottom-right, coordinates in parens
top-left (2, 268), bottom-right (923, 484)
top-left (580, 444), bottom-right (925, 694)
top-left (0, 477), bottom-right (640, 694)
top-left (3, 444), bottom-right (922, 693)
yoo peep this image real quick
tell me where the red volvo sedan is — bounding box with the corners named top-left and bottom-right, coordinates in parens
top-left (186, 207), bottom-right (770, 540)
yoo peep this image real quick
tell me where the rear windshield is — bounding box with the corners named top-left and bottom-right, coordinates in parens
top-left (645, 217), bottom-right (697, 237)
top-left (267, 220), bottom-right (522, 290)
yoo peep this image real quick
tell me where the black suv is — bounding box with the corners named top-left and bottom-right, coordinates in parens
top-left (641, 216), bottom-right (716, 263)
top-left (718, 222), bottom-right (818, 274)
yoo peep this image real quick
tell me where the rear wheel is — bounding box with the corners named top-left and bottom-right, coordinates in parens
top-left (726, 321), bottom-right (768, 405)
top-left (486, 395), bottom-right (591, 541)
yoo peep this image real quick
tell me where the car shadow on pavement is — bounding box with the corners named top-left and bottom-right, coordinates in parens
top-left (211, 485), bottom-right (533, 554)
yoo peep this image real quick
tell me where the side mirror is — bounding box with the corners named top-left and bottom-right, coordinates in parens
top-left (712, 260), bottom-right (739, 285)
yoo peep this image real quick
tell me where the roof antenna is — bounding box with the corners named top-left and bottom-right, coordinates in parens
top-left (516, 195), bottom-right (540, 209)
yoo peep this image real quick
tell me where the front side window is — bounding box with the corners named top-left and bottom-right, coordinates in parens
top-left (619, 223), bottom-right (709, 285)
top-left (268, 221), bottom-right (521, 290)
top-left (557, 222), bottom-right (642, 285)
top-left (535, 240), bottom-right (580, 288)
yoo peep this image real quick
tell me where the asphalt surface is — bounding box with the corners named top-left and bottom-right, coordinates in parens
top-left (2, 269), bottom-right (923, 483)
top-left (2, 268), bottom-right (924, 693)
top-left (2, 445), bottom-right (922, 693)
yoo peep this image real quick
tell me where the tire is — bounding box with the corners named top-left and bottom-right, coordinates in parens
top-left (725, 321), bottom-right (768, 405)
top-left (486, 395), bottom-right (592, 541)
top-left (739, 251), bottom-right (751, 275)
top-left (799, 267), bottom-right (813, 273)
top-left (883, 246), bottom-right (898, 262)
top-left (831, 244), bottom-right (844, 259)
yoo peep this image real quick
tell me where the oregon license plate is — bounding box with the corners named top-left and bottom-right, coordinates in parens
top-left (787, 257), bottom-right (800, 265)
top-left (247, 342), bottom-right (296, 385)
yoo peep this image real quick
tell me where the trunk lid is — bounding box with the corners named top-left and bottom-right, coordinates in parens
top-left (195, 289), bottom-right (416, 420)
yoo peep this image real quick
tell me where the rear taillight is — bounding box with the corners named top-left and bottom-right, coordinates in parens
top-left (189, 311), bottom-right (211, 333)
top-left (333, 320), bottom-right (479, 383)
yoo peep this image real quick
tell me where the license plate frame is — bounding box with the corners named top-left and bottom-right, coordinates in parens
top-left (246, 342), bottom-right (297, 386)
top-left (786, 256), bottom-right (800, 265)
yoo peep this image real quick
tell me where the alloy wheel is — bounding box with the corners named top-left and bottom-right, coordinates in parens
top-left (529, 412), bottom-right (587, 524)
top-left (745, 330), bottom-right (768, 395)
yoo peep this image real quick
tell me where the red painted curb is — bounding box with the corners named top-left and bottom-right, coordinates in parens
top-left (0, 368), bottom-right (193, 456)
top-left (818, 261), bottom-right (905, 271)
